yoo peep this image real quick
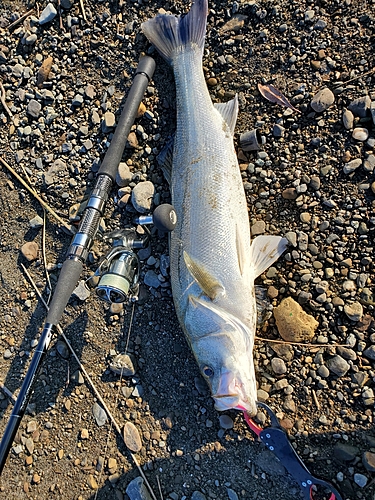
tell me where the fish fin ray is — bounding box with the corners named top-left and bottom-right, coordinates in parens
top-left (157, 135), bottom-right (174, 185)
top-left (141, 0), bottom-right (208, 64)
top-left (250, 235), bottom-right (288, 278)
top-left (235, 223), bottom-right (247, 276)
top-left (183, 251), bottom-right (225, 300)
top-left (214, 95), bottom-right (238, 135)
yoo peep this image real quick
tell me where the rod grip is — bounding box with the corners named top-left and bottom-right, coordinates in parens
top-left (98, 56), bottom-right (156, 179)
top-left (46, 259), bottom-right (83, 325)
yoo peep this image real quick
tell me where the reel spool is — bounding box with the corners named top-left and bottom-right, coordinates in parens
top-left (95, 204), bottom-right (176, 304)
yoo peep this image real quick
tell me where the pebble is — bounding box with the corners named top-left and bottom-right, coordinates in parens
top-left (371, 101), bottom-right (375, 125)
top-left (92, 402), bottom-right (107, 427)
top-left (317, 365), bottom-right (330, 378)
top-left (343, 158), bottom-right (362, 174)
top-left (19, 241), bottom-right (39, 261)
top-left (126, 477), bottom-right (153, 500)
top-left (191, 492), bottom-right (207, 500)
top-left (56, 340), bottom-right (70, 359)
top-left (88, 475), bottom-right (98, 490)
top-left (310, 88), bottom-right (334, 112)
top-left (352, 127), bottom-right (369, 141)
top-left (219, 415), bottom-right (234, 429)
top-left (123, 422), bottom-right (142, 452)
top-left (362, 452), bottom-right (375, 472)
top-left (348, 96), bottom-right (371, 117)
top-left (333, 443), bottom-right (359, 461)
top-left (251, 220), bottom-right (265, 235)
top-left (116, 162), bottom-right (132, 187)
top-left (227, 489), bottom-right (239, 500)
top-left (282, 187), bottom-right (298, 200)
top-left (72, 280), bottom-right (90, 301)
top-left (271, 357), bottom-right (287, 375)
top-left (29, 215), bottom-right (43, 229)
top-left (39, 3), bottom-right (57, 24)
top-left (343, 302), bottom-right (363, 322)
top-left (144, 270), bottom-right (160, 289)
top-left (131, 181), bottom-right (155, 213)
top-left (363, 346), bottom-right (375, 361)
top-left (354, 473), bottom-right (368, 488)
top-left (102, 111), bottom-right (116, 133)
top-left (342, 109), bottom-right (354, 130)
top-left (273, 124), bottom-right (285, 137)
top-left (326, 355), bottom-right (350, 377)
top-left (273, 297), bottom-right (319, 342)
top-left (110, 353), bottom-right (136, 376)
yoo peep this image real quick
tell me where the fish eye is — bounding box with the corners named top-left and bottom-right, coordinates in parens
top-left (202, 366), bottom-right (214, 378)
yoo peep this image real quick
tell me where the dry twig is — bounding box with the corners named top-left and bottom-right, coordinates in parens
top-left (0, 157), bottom-right (73, 234)
top-left (7, 8), bottom-right (34, 31)
top-left (21, 265), bottom-right (158, 500)
top-left (312, 389), bottom-right (320, 410)
top-left (0, 82), bottom-right (13, 120)
top-left (255, 336), bottom-right (349, 348)
top-left (334, 67), bottom-right (375, 87)
top-left (79, 0), bottom-right (87, 22)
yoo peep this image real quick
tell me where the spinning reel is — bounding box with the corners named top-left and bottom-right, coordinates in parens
top-left (94, 204), bottom-right (177, 304)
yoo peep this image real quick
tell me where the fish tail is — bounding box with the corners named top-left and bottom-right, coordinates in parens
top-left (141, 0), bottom-right (208, 64)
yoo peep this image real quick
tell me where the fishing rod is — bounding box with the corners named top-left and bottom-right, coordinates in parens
top-left (0, 55), bottom-right (156, 473)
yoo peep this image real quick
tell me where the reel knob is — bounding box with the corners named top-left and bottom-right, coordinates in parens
top-left (134, 204), bottom-right (177, 232)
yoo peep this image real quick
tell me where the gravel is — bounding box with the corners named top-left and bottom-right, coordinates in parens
top-left (0, 0), bottom-right (374, 499)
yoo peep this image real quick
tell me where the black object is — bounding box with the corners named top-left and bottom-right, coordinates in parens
top-left (0, 55), bottom-right (156, 473)
top-left (134, 203), bottom-right (177, 232)
top-left (244, 403), bottom-right (343, 500)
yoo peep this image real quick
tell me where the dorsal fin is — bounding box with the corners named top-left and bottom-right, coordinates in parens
top-left (214, 95), bottom-right (238, 135)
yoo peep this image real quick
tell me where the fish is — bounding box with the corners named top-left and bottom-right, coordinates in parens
top-left (142, 0), bottom-right (287, 416)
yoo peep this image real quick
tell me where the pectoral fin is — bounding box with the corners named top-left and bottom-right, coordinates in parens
top-left (250, 235), bottom-right (288, 278)
top-left (183, 251), bottom-right (225, 300)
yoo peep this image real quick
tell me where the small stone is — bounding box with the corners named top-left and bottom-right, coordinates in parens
top-left (102, 111), bottom-right (116, 133)
top-left (110, 354), bottom-right (137, 376)
top-left (352, 127), bottom-right (369, 142)
top-left (333, 443), bottom-right (359, 461)
top-left (20, 241), bottom-right (38, 262)
top-left (27, 421), bottom-right (37, 433)
top-left (126, 477), bottom-right (153, 500)
top-left (362, 452), bottom-right (375, 472)
top-left (326, 355), bottom-right (350, 377)
top-left (81, 428), bottom-right (89, 439)
top-left (191, 492), bottom-right (207, 500)
top-left (273, 124), bottom-right (285, 137)
top-left (56, 340), bottom-right (69, 359)
top-left (92, 402), bottom-right (107, 427)
top-left (257, 389), bottom-right (269, 402)
top-left (88, 475), bottom-right (98, 490)
top-left (116, 162), bottom-right (132, 187)
top-left (273, 297), bottom-right (319, 342)
top-left (251, 220), bottom-right (265, 235)
top-left (282, 187), bottom-right (298, 200)
top-left (342, 109), bottom-right (354, 130)
top-left (29, 215), bottom-right (43, 229)
top-left (363, 346), bottom-right (375, 361)
top-left (108, 457), bottom-right (117, 472)
top-left (72, 94), bottom-right (83, 107)
top-left (227, 488), bottom-right (239, 500)
top-left (219, 415), bottom-right (234, 429)
top-left (310, 88), bottom-right (334, 112)
top-left (72, 280), bottom-right (90, 301)
top-left (300, 212), bottom-right (311, 223)
top-left (354, 473), bottom-right (368, 488)
top-left (25, 438), bottom-right (34, 455)
top-left (137, 102), bottom-right (146, 117)
top-left (348, 96), bottom-right (371, 118)
top-left (39, 3), bottom-right (57, 24)
top-left (84, 84), bottom-right (96, 99)
top-left (344, 302), bottom-right (363, 322)
top-left (371, 101), bottom-right (375, 125)
top-left (71, 370), bottom-right (84, 384)
top-left (271, 357), bottom-right (287, 375)
top-left (123, 422), bottom-right (142, 452)
top-left (317, 365), bottom-right (330, 378)
top-left (26, 99), bottom-right (42, 118)
top-left (131, 181), bottom-right (155, 213)
top-left (343, 159), bottom-right (362, 174)
top-left (144, 270), bottom-right (160, 289)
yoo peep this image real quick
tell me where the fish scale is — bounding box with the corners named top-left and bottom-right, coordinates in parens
top-left (142, 0), bottom-right (287, 416)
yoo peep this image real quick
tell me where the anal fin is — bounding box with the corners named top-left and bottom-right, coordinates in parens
top-left (250, 235), bottom-right (288, 278)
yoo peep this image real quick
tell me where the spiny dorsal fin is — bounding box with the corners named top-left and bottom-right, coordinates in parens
top-left (214, 95), bottom-right (238, 135)
top-left (183, 251), bottom-right (225, 300)
top-left (249, 235), bottom-right (288, 278)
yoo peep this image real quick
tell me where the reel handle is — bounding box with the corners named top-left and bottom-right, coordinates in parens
top-left (134, 204), bottom-right (177, 232)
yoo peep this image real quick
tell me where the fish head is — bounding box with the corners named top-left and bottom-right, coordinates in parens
top-left (185, 295), bottom-right (258, 416)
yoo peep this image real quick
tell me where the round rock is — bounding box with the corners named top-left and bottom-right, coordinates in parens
top-left (362, 451), bottom-right (375, 472)
top-left (219, 415), bottom-right (234, 429)
top-left (352, 127), bottom-right (369, 142)
top-left (344, 302), bottom-right (363, 322)
top-left (131, 181), bottom-right (155, 213)
top-left (310, 88), bottom-right (334, 112)
top-left (326, 355), bottom-right (350, 377)
top-left (271, 357), bottom-right (287, 375)
top-left (273, 297), bottom-right (319, 342)
top-left (116, 162), bottom-right (132, 187)
top-left (110, 353), bottom-right (136, 376)
top-left (21, 241), bottom-right (39, 261)
top-left (123, 422), bottom-right (142, 452)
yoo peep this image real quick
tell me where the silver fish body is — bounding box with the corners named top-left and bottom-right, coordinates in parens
top-left (142, 0), bottom-right (287, 416)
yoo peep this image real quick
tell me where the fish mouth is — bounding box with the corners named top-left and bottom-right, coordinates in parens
top-left (212, 393), bottom-right (245, 411)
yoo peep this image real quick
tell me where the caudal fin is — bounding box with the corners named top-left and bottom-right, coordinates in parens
top-left (141, 0), bottom-right (208, 64)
